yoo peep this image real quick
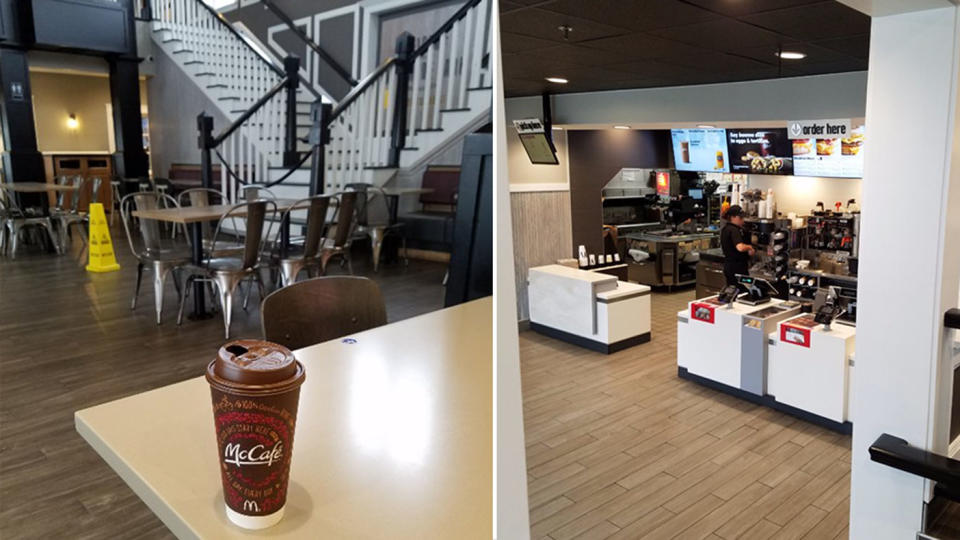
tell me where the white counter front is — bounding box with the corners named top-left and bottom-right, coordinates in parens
top-left (528, 265), bottom-right (651, 353)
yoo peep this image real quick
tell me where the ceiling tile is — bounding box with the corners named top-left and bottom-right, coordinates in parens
top-left (730, 41), bottom-right (851, 65)
top-left (682, 0), bottom-right (825, 17)
top-left (500, 32), bottom-right (558, 54)
top-left (521, 43), bottom-right (648, 67)
top-left (813, 34), bottom-right (870, 59)
top-left (535, 0), bottom-right (720, 32)
top-left (499, 1), bottom-right (523, 12)
top-left (647, 18), bottom-right (785, 52)
top-left (499, 8), bottom-right (630, 43)
top-left (580, 33), bottom-right (709, 61)
top-left (740, 2), bottom-right (871, 41)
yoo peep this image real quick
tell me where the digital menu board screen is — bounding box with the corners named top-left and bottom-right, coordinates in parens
top-left (655, 171), bottom-right (670, 196)
top-left (792, 125), bottom-right (864, 178)
top-left (671, 129), bottom-right (730, 173)
top-left (726, 128), bottom-right (793, 175)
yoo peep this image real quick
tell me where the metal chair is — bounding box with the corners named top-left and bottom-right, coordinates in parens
top-left (344, 183), bottom-right (407, 272)
top-left (0, 186), bottom-right (60, 258)
top-left (176, 199), bottom-right (278, 339)
top-left (261, 276), bottom-right (387, 350)
top-left (110, 177), bottom-right (123, 225)
top-left (52, 175), bottom-right (88, 253)
top-left (273, 194), bottom-right (335, 286)
top-left (120, 192), bottom-right (191, 325)
top-left (319, 190), bottom-right (358, 275)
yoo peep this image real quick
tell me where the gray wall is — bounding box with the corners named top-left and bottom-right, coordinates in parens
top-left (147, 46), bottom-right (229, 179)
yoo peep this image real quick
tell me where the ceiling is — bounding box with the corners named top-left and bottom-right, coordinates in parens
top-left (500, 0), bottom-right (870, 98)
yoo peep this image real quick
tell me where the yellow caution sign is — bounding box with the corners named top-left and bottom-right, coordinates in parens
top-left (85, 203), bottom-right (120, 273)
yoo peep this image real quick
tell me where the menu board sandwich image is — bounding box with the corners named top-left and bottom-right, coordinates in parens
top-left (792, 124), bottom-right (865, 178)
top-left (726, 128), bottom-right (793, 175)
top-left (671, 128), bottom-right (730, 173)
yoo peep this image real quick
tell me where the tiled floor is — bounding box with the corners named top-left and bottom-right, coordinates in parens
top-left (520, 289), bottom-right (851, 540)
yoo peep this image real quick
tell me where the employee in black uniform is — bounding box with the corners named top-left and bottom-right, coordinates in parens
top-left (720, 205), bottom-right (755, 286)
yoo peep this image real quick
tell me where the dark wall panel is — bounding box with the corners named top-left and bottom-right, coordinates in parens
top-left (567, 129), bottom-right (670, 254)
top-left (29, 0), bottom-right (133, 54)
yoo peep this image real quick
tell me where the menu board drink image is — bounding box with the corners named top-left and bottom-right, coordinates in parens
top-left (793, 124), bottom-right (865, 178)
top-left (671, 128), bottom-right (730, 173)
top-left (726, 128), bottom-right (793, 175)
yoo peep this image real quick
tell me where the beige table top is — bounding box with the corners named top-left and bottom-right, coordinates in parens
top-left (75, 297), bottom-right (492, 539)
top-left (2, 182), bottom-right (78, 193)
top-left (132, 199), bottom-right (301, 224)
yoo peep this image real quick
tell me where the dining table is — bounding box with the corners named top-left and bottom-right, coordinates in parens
top-left (132, 199), bottom-right (302, 319)
top-left (75, 297), bottom-right (492, 539)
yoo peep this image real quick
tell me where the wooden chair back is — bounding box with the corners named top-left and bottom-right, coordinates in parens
top-left (261, 276), bottom-right (387, 350)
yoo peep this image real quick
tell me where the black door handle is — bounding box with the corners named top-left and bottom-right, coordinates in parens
top-left (946, 308), bottom-right (960, 330)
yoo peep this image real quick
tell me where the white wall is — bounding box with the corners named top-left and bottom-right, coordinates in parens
top-left (494, 11), bottom-right (531, 539)
top-left (849, 6), bottom-right (960, 539)
top-left (747, 175), bottom-right (862, 216)
top-left (505, 72), bottom-right (867, 127)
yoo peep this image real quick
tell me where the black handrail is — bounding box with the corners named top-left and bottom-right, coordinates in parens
top-left (411, 0), bottom-right (483, 59)
top-left (329, 57), bottom-right (397, 120)
top-left (191, 0), bottom-right (284, 76)
top-left (212, 77), bottom-right (289, 147)
top-left (260, 0), bottom-right (358, 87)
top-left (870, 433), bottom-right (960, 500)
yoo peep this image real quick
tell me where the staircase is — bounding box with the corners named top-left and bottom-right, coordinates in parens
top-left (144, 0), bottom-right (492, 202)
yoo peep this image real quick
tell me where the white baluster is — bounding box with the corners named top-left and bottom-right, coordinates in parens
top-left (408, 55), bottom-right (421, 150)
top-left (433, 33), bottom-right (446, 129)
top-left (458, 6), bottom-right (476, 108)
top-left (421, 44), bottom-right (436, 131)
top-left (384, 69), bottom-right (397, 166)
top-left (470, 0), bottom-right (489, 89)
top-left (446, 19), bottom-right (461, 110)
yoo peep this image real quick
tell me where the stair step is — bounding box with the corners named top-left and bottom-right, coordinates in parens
top-left (206, 84), bottom-right (228, 89)
top-left (195, 72), bottom-right (216, 77)
top-left (415, 128), bottom-right (443, 133)
top-left (161, 38), bottom-right (182, 43)
top-left (439, 107), bottom-right (470, 113)
top-left (218, 96), bottom-right (242, 101)
top-left (184, 60), bottom-right (204, 65)
top-left (400, 147), bottom-right (420, 152)
top-left (172, 49), bottom-right (194, 55)
top-left (467, 86), bottom-right (493, 91)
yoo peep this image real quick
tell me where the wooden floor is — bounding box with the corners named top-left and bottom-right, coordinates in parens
top-left (520, 289), bottom-right (852, 540)
top-left (0, 229), bottom-right (447, 539)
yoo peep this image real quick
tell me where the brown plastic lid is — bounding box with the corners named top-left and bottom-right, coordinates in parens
top-left (209, 339), bottom-right (302, 388)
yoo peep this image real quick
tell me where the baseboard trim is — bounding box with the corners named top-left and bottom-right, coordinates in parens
top-left (677, 366), bottom-right (853, 434)
top-left (406, 248), bottom-right (450, 263)
top-left (530, 322), bottom-right (650, 354)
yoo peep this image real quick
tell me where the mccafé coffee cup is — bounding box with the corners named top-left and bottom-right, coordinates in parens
top-left (206, 340), bottom-right (306, 529)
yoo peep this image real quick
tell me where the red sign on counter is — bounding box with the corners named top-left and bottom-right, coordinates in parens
top-left (690, 302), bottom-right (716, 324)
top-left (780, 316), bottom-right (817, 348)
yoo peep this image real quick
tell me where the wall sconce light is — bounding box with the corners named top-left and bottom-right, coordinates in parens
top-left (66, 114), bottom-right (79, 130)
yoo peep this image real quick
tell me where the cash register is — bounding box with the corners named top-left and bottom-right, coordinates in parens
top-left (736, 275), bottom-right (779, 305)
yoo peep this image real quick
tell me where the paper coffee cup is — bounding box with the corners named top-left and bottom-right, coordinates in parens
top-left (206, 340), bottom-right (306, 529)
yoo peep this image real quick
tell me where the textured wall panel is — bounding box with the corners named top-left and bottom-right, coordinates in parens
top-left (511, 190), bottom-right (572, 320)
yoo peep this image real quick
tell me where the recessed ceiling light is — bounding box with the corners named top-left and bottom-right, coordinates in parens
top-left (613, 125), bottom-right (630, 130)
top-left (697, 124), bottom-right (716, 129)
top-left (545, 77), bottom-right (568, 84)
top-left (775, 51), bottom-right (806, 60)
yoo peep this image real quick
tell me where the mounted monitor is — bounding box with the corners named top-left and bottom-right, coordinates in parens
top-left (790, 122), bottom-right (865, 179)
top-left (513, 118), bottom-right (558, 165)
top-left (726, 128), bottom-right (793, 175)
top-left (671, 128), bottom-right (730, 173)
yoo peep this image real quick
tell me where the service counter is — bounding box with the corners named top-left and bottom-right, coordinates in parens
top-left (528, 265), bottom-right (651, 354)
top-left (677, 295), bottom-right (854, 433)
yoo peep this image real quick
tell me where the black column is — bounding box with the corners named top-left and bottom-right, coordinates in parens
top-left (108, 56), bottom-right (149, 179)
top-left (0, 48), bottom-right (45, 206)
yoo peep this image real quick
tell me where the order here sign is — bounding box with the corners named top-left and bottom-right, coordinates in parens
top-left (787, 119), bottom-right (851, 139)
